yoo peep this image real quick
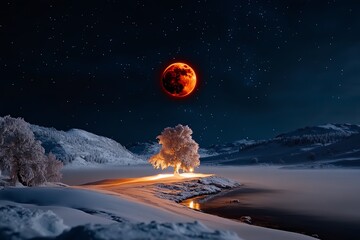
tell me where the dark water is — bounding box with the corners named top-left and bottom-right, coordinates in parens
top-left (181, 187), bottom-right (359, 240)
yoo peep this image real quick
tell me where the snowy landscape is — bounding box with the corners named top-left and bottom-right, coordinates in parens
top-left (1, 117), bottom-right (360, 240)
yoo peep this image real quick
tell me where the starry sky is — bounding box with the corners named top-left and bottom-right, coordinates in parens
top-left (1, 0), bottom-right (360, 146)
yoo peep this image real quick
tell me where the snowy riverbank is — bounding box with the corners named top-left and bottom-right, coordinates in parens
top-left (0, 166), bottom-right (330, 240)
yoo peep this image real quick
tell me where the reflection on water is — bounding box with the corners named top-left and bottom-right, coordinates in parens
top-left (188, 200), bottom-right (201, 210)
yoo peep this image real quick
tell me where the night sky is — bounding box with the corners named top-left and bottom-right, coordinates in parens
top-left (1, 0), bottom-right (360, 146)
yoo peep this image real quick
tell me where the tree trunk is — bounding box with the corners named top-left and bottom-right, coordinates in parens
top-left (13, 156), bottom-right (28, 186)
top-left (173, 163), bottom-right (181, 176)
top-left (17, 171), bottom-right (27, 186)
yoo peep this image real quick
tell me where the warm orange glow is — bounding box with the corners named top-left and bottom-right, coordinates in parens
top-left (189, 168), bottom-right (194, 173)
top-left (161, 62), bottom-right (197, 98)
top-left (86, 173), bottom-right (213, 187)
top-left (188, 200), bottom-right (201, 210)
top-left (179, 172), bottom-right (210, 178)
top-left (145, 173), bottom-right (174, 181)
top-left (143, 172), bottom-right (210, 180)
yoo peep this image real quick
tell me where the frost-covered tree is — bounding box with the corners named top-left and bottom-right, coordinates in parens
top-left (0, 116), bottom-right (63, 186)
top-left (45, 153), bottom-right (63, 182)
top-left (149, 124), bottom-right (200, 175)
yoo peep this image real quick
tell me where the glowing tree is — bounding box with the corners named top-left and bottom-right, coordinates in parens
top-left (149, 124), bottom-right (200, 175)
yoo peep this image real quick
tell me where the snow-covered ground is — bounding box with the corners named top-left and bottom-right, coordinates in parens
top-left (2, 163), bottom-right (359, 240)
top-left (0, 187), bottom-right (239, 240)
top-left (0, 166), bottom-right (323, 240)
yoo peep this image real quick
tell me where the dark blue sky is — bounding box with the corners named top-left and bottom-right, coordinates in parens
top-left (1, 0), bottom-right (360, 146)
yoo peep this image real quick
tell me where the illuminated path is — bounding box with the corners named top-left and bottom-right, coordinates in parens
top-left (82, 173), bottom-right (212, 186)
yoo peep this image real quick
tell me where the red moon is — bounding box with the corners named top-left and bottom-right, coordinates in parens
top-left (161, 62), bottom-right (197, 97)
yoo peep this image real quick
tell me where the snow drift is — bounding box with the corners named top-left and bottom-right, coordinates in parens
top-left (0, 187), bottom-right (240, 240)
top-left (0, 204), bottom-right (239, 240)
top-left (52, 221), bottom-right (240, 240)
top-left (0, 205), bottom-right (68, 239)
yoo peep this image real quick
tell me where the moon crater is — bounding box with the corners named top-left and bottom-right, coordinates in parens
top-left (161, 62), bottom-right (197, 97)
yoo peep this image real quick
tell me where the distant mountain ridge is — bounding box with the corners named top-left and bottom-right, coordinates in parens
top-left (278, 123), bottom-right (360, 137)
top-left (200, 123), bottom-right (360, 167)
top-left (275, 123), bottom-right (360, 145)
top-left (31, 125), bottom-right (145, 166)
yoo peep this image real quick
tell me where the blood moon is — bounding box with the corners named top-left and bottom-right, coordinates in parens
top-left (161, 62), bottom-right (197, 98)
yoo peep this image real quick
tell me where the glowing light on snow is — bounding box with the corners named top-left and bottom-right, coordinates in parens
top-left (145, 174), bottom-right (174, 181)
top-left (144, 173), bottom-right (211, 181)
top-left (188, 200), bottom-right (200, 210)
top-left (180, 173), bottom-right (211, 178)
top-left (89, 173), bottom-right (213, 186)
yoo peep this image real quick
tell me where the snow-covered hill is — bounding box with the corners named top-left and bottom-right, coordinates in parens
top-left (275, 123), bottom-right (360, 145)
top-left (200, 124), bottom-right (360, 167)
top-left (31, 125), bottom-right (145, 167)
top-left (277, 123), bottom-right (360, 138)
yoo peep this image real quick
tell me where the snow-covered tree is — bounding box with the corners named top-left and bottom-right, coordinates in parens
top-left (149, 124), bottom-right (200, 175)
top-left (0, 116), bottom-right (63, 186)
top-left (45, 153), bottom-right (63, 182)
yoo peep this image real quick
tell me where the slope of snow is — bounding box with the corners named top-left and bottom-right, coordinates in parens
top-left (0, 187), bottom-right (240, 240)
top-left (31, 125), bottom-right (145, 166)
top-left (0, 187), bottom-right (201, 225)
top-left (318, 123), bottom-right (360, 134)
top-left (0, 205), bottom-right (238, 240)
